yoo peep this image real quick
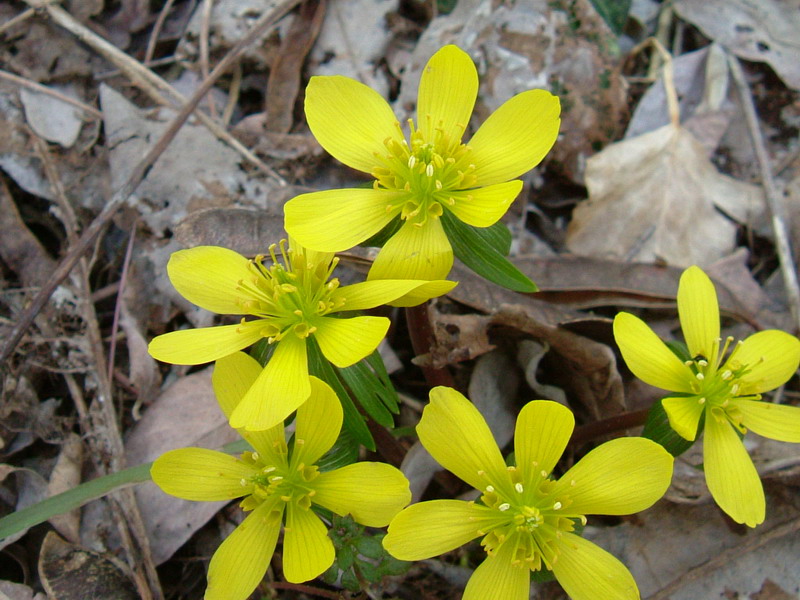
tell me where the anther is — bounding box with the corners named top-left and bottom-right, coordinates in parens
top-left (515, 483), bottom-right (524, 493)
top-left (485, 485), bottom-right (495, 493)
top-left (698, 397), bottom-right (706, 404)
top-left (239, 478), bottom-right (248, 487)
top-left (251, 452), bottom-right (259, 461)
top-left (426, 164), bottom-right (434, 177)
top-left (541, 470), bottom-right (548, 478)
top-left (721, 370), bottom-right (733, 380)
top-left (498, 503), bottom-right (511, 512)
top-left (553, 502), bottom-right (562, 510)
top-left (697, 359), bottom-right (708, 367)
top-left (408, 156), bottom-right (416, 168)
top-left (696, 373), bottom-right (705, 381)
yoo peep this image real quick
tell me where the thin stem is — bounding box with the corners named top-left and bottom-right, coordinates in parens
top-left (405, 303), bottom-right (455, 388)
top-left (569, 408), bottom-right (650, 447)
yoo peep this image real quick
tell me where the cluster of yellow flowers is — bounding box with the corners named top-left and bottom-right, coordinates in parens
top-left (147, 45), bottom-right (800, 600)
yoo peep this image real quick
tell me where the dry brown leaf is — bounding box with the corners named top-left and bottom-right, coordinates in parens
top-left (674, 0), bottom-right (800, 91)
top-left (566, 123), bottom-right (763, 267)
top-left (0, 581), bottom-right (47, 600)
top-left (46, 433), bottom-right (83, 543)
top-left (174, 207), bottom-right (287, 256)
top-left (39, 532), bottom-right (138, 600)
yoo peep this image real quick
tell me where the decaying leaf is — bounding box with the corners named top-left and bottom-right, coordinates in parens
top-left (566, 123), bottom-right (763, 266)
top-left (0, 580), bottom-right (46, 600)
top-left (39, 532), bottom-right (138, 600)
top-left (46, 433), bottom-right (83, 543)
top-left (20, 84), bottom-right (84, 148)
top-left (173, 207), bottom-right (287, 256)
top-left (0, 464), bottom-right (49, 551)
top-left (516, 340), bottom-right (568, 406)
top-left (674, 0), bottom-right (800, 91)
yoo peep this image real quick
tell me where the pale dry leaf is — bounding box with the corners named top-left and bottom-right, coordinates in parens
top-left (125, 367), bottom-right (239, 565)
top-left (674, 0), bottom-right (800, 91)
top-left (566, 123), bottom-right (763, 267)
top-left (20, 85), bottom-right (84, 148)
top-left (46, 433), bottom-right (83, 543)
top-left (516, 339), bottom-right (567, 406)
top-left (118, 305), bottom-right (159, 409)
top-left (0, 465), bottom-right (49, 551)
top-left (0, 581), bottom-right (47, 600)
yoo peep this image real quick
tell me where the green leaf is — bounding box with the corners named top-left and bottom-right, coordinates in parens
top-left (337, 363), bottom-right (395, 427)
top-left (364, 350), bottom-right (399, 409)
top-left (473, 219), bottom-right (513, 256)
top-left (316, 427), bottom-right (360, 472)
top-left (306, 337), bottom-right (375, 450)
top-left (0, 438), bottom-right (251, 543)
top-left (587, 0), bottom-right (631, 35)
top-left (642, 398), bottom-right (698, 457)
top-left (441, 209), bottom-right (537, 292)
top-left (361, 215), bottom-right (402, 248)
top-left (338, 545), bottom-right (356, 571)
top-left (355, 535), bottom-right (385, 560)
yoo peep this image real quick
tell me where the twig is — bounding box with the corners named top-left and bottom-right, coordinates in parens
top-left (199, 0), bottom-right (218, 119)
top-left (107, 222), bottom-right (138, 387)
top-left (630, 37), bottom-right (680, 127)
top-left (143, 0), bottom-right (177, 65)
top-left (268, 581), bottom-right (342, 599)
top-left (0, 69), bottom-right (103, 118)
top-left (2, 0), bottom-right (301, 364)
top-left (646, 515), bottom-right (800, 600)
top-left (569, 408), bottom-right (649, 447)
top-left (0, 7), bottom-right (35, 36)
top-left (22, 0), bottom-right (287, 184)
top-left (727, 52), bottom-right (800, 333)
top-left (405, 303), bottom-right (455, 388)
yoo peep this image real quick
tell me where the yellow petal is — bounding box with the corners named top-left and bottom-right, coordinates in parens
top-left (514, 400), bottom-right (574, 481)
top-left (229, 335), bottom-right (311, 431)
top-left (205, 497), bottom-right (283, 600)
top-left (290, 377), bottom-right (342, 468)
top-left (662, 396), bottom-right (705, 441)
top-left (677, 266), bottom-right (720, 360)
top-left (383, 500), bottom-right (492, 560)
top-left (212, 352), bottom-right (262, 419)
top-left (368, 218), bottom-right (453, 281)
top-left (305, 75), bottom-right (402, 173)
top-left (380, 279), bottom-right (458, 308)
top-left (151, 448), bottom-right (256, 501)
top-left (703, 412), bottom-right (765, 527)
top-left (417, 387), bottom-right (512, 495)
top-left (551, 532), bottom-right (639, 600)
top-left (313, 315), bottom-right (389, 368)
top-left (733, 330), bottom-right (800, 395)
top-left (613, 312), bottom-right (695, 393)
top-left (288, 236), bottom-right (335, 270)
top-left (148, 321), bottom-right (264, 365)
top-left (284, 188), bottom-right (404, 252)
top-left (282, 504), bottom-right (335, 583)
top-left (735, 399), bottom-right (800, 442)
top-left (416, 45), bottom-right (478, 143)
top-left (553, 437), bottom-right (673, 516)
top-left (445, 181), bottom-right (523, 227)
top-left (167, 246), bottom-right (252, 315)
top-left (463, 540), bottom-right (530, 600)
top-left (333, 279), bottom-right (456, 311)
top-left (468, 90), bottom-right (560, 187)
top-left (313, 463), bottom-right (412, 527)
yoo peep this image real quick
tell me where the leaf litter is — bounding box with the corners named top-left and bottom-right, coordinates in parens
top-left (0, 0), bottom-right (799, 598)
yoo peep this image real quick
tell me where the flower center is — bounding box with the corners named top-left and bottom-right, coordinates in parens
top-left (478, 467), bottom-right (584, 572)
top-left (371, 118), bottom-right (477, 226)
top-left (239, 446), bottom-right (319, 512)
top-left (685, 336), bottom-right (762, 426)
top-left (234, 241), bottom-right (344, 343)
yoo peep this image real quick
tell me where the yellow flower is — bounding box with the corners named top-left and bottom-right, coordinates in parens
top-left (151, 352), bottom-right (411, 600)
top-left (148, 240), bottom-right (454, 430)
top-left (382, 388), bottom-right (672, 600)
top-left (613, 265), bottom-right (800, 527)
top-left (284, 45), bottom-right (560, 281)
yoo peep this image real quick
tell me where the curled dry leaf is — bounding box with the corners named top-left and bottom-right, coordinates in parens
top-left (566, 123), bottom-right (763, 267)
top-left (674, 0), bottom-right (800, 91)
top-left (0, 580), bottom-right (47, 600)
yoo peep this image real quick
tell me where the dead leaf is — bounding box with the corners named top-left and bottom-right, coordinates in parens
top-left (123, 367), bottom-right (239, 565)
top-left (174, 208), bottom-right (287, 256)
top-left (425, 311), bottom-right (495, 369)
top-left (674, 0), bottom-right (800, 91)
top-left (566, 123), bottom-right (763, 267)
top-left (0, 465), bottom-right (49, 551)
top-left (38, 532), bottom-right (138, 600)
top-left (46, 433), bottom-right (83, 543)
top-left (266, 0), bottom-right (326, 133)
top-left (516, 340), bottom-right (568, 406)
top-left (20, 84), bottom-right (85, 148)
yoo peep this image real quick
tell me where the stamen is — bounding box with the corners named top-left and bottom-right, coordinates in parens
top-left (485, 485), bottom-right (495, 493)
top-left (698, 397), bottom-right (706, 404)
top-left (498, 503), bottom-right (511, 512)
top-left (695, 373), bottom-right (705, 381)
top-left (553, 502), bottom-right (562, 510)
top-left (515, 483), bottom-right (524, 493)
top-left (697, 359), bottom-right (708, 367)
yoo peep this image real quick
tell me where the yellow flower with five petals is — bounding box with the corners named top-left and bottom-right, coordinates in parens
top-left (285, 45), bottom-right (560, 281)
top-left (613, 265), bottom-right (800, 527)
top-left (148, 240), bottom-right (454, 430)
top-left (151, 352), bottom-right (411, 600)
top-left (382, 387), bottom-right (672, 600)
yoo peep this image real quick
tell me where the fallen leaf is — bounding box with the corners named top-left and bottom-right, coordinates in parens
top-left (0, 581), bottom-right (47, 600)
top-left (674, 0), bottom-right (800, 91)
top-left (46, 433), bottom-right (83, 543)
top-left (0, 465), bottom-right (49, 551)
top-left (516, 339), bottom-right (568, 406)
top-left (566, 123), bottom-right (762, 266)
top-left (173, 207), bottom-right (287, 256)
top-left (20, 84), bottom-right (84, 148)
top-left (38, 532), bottom-right (138, 600)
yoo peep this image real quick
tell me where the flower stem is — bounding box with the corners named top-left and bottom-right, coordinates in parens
top-left (569, 408), bottom-right (650, 447)
top-left (405, 302), bottom-right (455, 388)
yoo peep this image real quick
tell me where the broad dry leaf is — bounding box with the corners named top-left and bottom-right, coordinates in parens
top-left (46, 433), bottom-right (83, 543)
top-left (566, 123), bottom-right (762, 267)
top-left (20, 84), bottom-right (84, 148)
top-left (674, 0), bottom-right (800, 91)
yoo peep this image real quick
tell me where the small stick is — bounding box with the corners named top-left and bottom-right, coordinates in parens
top-left (143, 0), bottom-right (177, 65)
top-left (107, 222), bottom-right (138, 387)
top-left (727, 52), bottom-right (800, 333)
top-left (405, 303), bottom-right (456, 388)
top-left (199, 0), bottom-right (218, 119)
top-left (2, 0), bottom-right (302, 364)
top-left (0, 7), bottom-right (35, 36)
top-left (0, 69), bottom-right (103, 118)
